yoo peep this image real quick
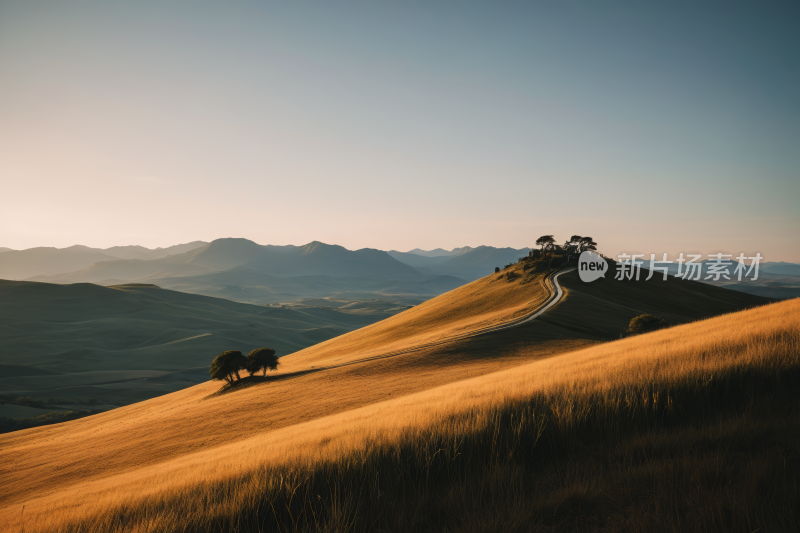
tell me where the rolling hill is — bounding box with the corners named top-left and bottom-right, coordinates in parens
top-left (280, 261), bottom-right (770, 372)
top-left (657, 259), bottom-right (800, 299)
top-left (151, 266), bottom-right (465, 306)
top-left (0, 259), bottom-right (789, 532)
top-left (0, 279), bottom-right (402, 422)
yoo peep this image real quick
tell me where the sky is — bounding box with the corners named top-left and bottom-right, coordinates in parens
top-left (1, 2), bottom-right (798, 261)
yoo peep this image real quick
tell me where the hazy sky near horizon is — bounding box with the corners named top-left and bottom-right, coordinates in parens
top-left (1, 2), bottom-right (798, 260)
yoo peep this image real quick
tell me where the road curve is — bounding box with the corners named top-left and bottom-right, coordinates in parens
top-left (302, 265), bottom-right (576, 372)
top-left (477, 266), bottom-right (575, 336)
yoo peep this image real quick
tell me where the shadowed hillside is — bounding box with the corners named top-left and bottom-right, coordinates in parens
top-left (0, 279), bottom-right (401, 421)
top-left (655, 260), bottom-right (800, 300)
top-left (151, 266), bottom-right (465, 306)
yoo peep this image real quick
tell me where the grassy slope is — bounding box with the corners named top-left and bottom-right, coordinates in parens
top-left (0, 265), bottom-right (782, 531)
top-left (2, 299), bottom-right (795, 532)
top-left (279, 269), bottom-right (552, 369)
top-left (0, 280), bottom-right (397, 411)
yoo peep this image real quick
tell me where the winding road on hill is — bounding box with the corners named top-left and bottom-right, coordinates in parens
top-left (301, 266), bottom-right (577, 373)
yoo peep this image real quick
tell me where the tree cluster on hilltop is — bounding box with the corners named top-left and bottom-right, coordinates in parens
top-left (495, 234), bottom-right (601, 273)
top-left (210, 348), bottom-right (279, 385)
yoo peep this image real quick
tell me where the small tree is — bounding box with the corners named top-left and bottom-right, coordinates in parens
top-left (209, 350), bottom-right (247, 384)
top-left (564, 235), bottom-right (582, 253)
top-left (535, 235), bottom-right (555, 254)
top-left (246, 348), bottom-right (279, 376)
top-left (579, 236), bottom-right (597, 253)
top-left (494, 266), bottom-right (500, 273)
top-left (627, 314), bottom-right (667, 335)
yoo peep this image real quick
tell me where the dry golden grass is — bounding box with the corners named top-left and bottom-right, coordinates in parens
top-left (279, 268), bottom-right (549, 370)
top-left (0, 267), bottom-right (556, 527)
top-left (1, 294), bottom-right (796, 532)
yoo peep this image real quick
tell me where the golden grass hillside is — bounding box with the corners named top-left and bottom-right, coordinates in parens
top-left (2, 297), bottom-right (797, 532)
top-left (0, 268), bottom-right (563, 520)
top-left (278, 267), bottom-right (550, 370)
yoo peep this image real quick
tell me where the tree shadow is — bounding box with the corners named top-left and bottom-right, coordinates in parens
top-left (204, 369), bottom-right (323, 399)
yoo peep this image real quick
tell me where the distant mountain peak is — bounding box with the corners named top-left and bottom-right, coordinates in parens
top-left (405, 247), bottom-right (470, 257)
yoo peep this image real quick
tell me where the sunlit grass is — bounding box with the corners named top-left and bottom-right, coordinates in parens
top-left (4, 298), bottom-right (797, 532)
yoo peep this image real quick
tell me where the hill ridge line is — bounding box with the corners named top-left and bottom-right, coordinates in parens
top-left (299, 267), bottom-right (575, 373)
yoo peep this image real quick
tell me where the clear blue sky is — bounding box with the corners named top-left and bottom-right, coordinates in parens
top-left (1, 2), bottom-right (798, 260)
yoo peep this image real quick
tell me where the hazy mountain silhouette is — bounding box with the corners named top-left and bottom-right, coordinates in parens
top-left (102, 241), bottom-right (207, 260)
top-left (387, 251), bottom-right (454, 269)
top-left (243, 241), bottom-right (421, 278)
top-left (28, 255), bottom-right (215, 284)
top-left (0, 246), bottom-right (119, 280)
top-left (762, 262), bottom-right (800, 276)
top-left (390, 246), bottom-right (530, 280)
top-left (29, 239), bottom-right (421, 284)
top-left (403, 247), bottom-right (471, 257)
top-left (0, 242), bottom-right (208, 280)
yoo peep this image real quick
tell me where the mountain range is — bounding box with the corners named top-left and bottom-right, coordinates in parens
top-left (0, 240), bottom-right (533, 308)
top-left (8, 239), bottom-right (795, 305)
top-left (5, 240), bottom-right (529, 285)
top-left (0, 241), bottom-right (207, 280)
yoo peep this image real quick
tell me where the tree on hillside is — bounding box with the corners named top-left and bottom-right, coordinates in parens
top-left (209, 350), bottom-right (247, 384)
top-left (579, 237), bottom-right (597, 253)
top-left (563, 235), bottom-right (582, 259)
top-left (246, 348), bottom-right (279, 376)
top-left (565, 235), bottom-right (582, 251)
top-left (627, 314), bottom-right (667, 335)
top-left (535, 235), bottom-right (556, 254)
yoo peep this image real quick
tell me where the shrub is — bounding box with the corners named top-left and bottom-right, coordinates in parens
top-left (13, 396), bottom-right (45, 408)
top-left (628, 314), bottom-right (667, 335)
